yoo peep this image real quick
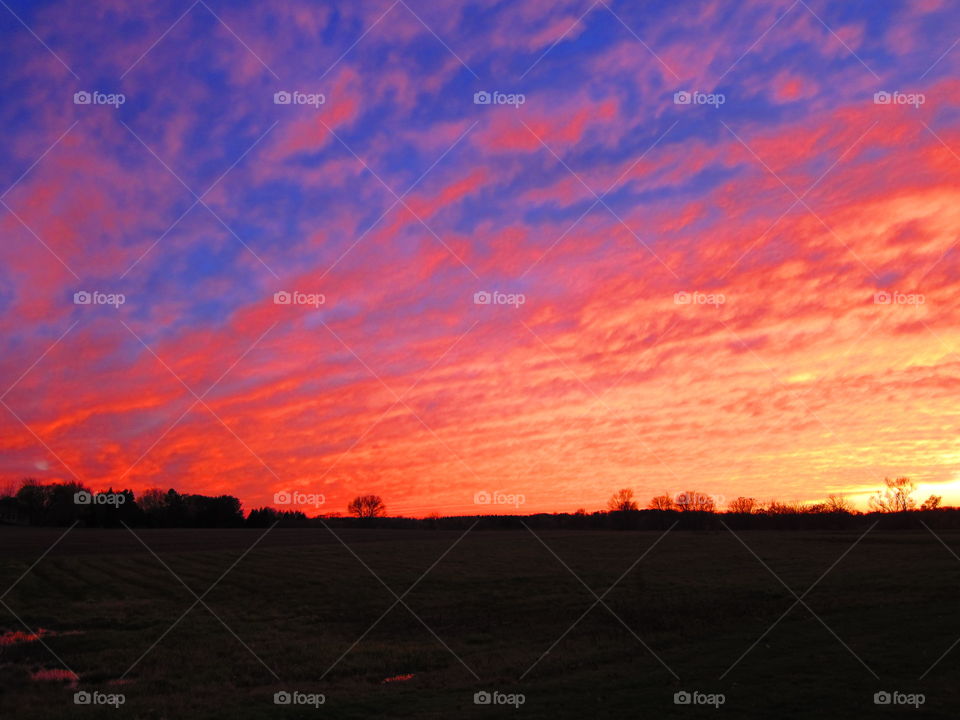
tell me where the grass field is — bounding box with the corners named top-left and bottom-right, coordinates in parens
top-left (1, 526), bottom-right (958, 718)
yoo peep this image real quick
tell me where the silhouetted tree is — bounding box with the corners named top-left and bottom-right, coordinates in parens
top-left (648, 493), bottom-right (676, 511)
top-left (825, 494), bottom-right (853, 513)
top-left (869, 477), bottom-right (916, 513)
top-left (921, 495), bottom-right (943, 511)
top-left (727, 496), bottom-right (757, 514)
top-left (348, 494), bottom-right (386, 518)
top-left (675, 490), bottom-right (715, 512)
top-left (607, 488), bottom-right (638, 512)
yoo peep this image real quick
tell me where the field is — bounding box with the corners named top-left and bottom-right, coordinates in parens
top-left (1, 526), bottom-right (958, 718)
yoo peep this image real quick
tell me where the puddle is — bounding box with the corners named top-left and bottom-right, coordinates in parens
top-left (381, 673), bottom-right (415, 684)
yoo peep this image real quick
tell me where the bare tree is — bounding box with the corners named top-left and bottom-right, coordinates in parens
top-left (869, 477), bottom-right (916, 513)
top-left (648, 493), bottom-right (676, 511)
top-left (348, 494), bottom-right (386, 519)
top-left (607, 488), bottom-right (638, 512)
top-left (825, 494), bottom-right (853, 513)
top-left (675, 490), bottom-right (715, 512)
top-left (727, 496), bottom-right (757, 514)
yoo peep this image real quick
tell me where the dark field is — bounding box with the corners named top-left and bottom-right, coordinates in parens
top-left (1, 526), bottom-right (958, 718)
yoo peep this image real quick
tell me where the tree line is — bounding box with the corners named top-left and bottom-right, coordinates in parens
top-left (0, 477), bottom-right (955, 530)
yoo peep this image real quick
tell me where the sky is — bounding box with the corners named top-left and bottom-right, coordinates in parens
top-left (0, 0), bottom-right (959, 516)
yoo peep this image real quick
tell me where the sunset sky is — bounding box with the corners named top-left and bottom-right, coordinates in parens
top-left (1, 0), bottom-right (959, 516)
